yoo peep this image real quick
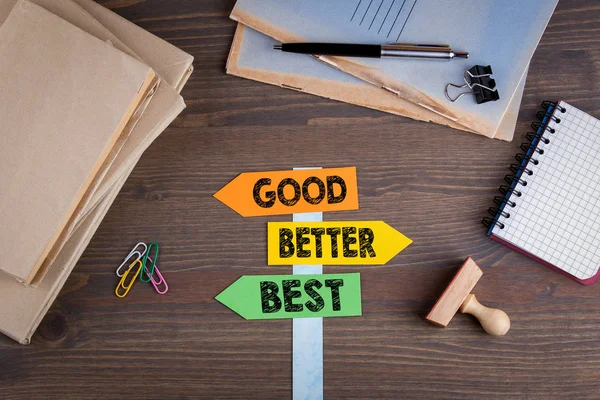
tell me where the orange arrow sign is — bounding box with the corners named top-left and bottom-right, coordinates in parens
top-left (214, 167), bottom-right (359, 217)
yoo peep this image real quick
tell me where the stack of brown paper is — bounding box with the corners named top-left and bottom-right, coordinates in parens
top-left (0, 0), bottom-right (158, 285)
top-left (0, 0), bottom-right (193, 344)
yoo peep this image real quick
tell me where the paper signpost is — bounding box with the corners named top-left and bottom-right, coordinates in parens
top-left (216, 273), bottom-right (362, 319)
top-left (267, 221), bottom-right (412, 265)
top-left (213, 167), bottom-right (358, 217)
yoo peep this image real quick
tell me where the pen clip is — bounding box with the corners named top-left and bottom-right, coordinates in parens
top-left (388, 43), bottom-right (450, 48)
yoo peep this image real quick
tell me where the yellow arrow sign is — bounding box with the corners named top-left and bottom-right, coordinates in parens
top-left (268, 221), bottom-right (412, 265)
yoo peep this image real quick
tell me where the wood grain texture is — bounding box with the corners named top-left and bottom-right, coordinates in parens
top-left (1, 1), bottom-right (600, 399)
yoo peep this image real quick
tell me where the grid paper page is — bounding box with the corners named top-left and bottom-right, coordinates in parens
top-left (492, 101), bottom-right (600, 280)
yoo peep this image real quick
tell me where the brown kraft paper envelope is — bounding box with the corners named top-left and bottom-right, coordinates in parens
top-left (0, 1), bottom-right (190, 343)
top-left (0, 0), bottom-right (185, 285)
top-left (30, 1), bottom-right (186, 285)
top-left (0, 0), bottom-right (161, 286)
top-left (0, 0), bottom-right (157, 284)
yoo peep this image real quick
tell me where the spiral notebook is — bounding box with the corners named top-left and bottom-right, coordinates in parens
top-left (484, 101), bottom-right (600, 284)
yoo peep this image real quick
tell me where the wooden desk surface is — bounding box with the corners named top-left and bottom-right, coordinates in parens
top-left (1, 1), bottom-right (600, 399)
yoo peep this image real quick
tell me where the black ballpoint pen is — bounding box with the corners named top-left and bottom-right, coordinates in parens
top-left (273, 42), bottom-right (469, 60)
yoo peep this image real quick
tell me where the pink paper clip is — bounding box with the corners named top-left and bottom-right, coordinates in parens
top-left (144, 257), bottom-right (168, 295)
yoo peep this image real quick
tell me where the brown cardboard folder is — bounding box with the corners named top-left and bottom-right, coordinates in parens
top-left (0, 0), bottom-right (189, 286)
top-left (0, 0), bottom-right (192, 344)
top-left (0, 0), bottom-right (157, 284)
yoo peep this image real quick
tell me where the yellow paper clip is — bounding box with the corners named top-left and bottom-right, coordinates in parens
top-left (115, 259), bottom-right (143, 298)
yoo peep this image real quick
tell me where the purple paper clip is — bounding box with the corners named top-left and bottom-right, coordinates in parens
top-left (144, 257), bottom-right (168, 295)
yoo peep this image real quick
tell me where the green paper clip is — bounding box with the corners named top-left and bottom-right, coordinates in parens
top-left (140, 242), bottom-right (159, 282)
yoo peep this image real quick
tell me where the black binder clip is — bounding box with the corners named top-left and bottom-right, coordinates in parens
top-left (444, 65), bottom-right (499, 104)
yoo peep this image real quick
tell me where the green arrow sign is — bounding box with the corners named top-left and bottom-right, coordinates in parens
top-left (216, 273), bottom-right (362, 319)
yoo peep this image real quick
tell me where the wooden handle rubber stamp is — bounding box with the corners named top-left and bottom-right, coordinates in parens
top-left (426, 257), bottom-right (510, 336)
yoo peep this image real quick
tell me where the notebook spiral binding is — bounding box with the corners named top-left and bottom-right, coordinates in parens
top-left (483, 101), bottom-right (567, 232)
